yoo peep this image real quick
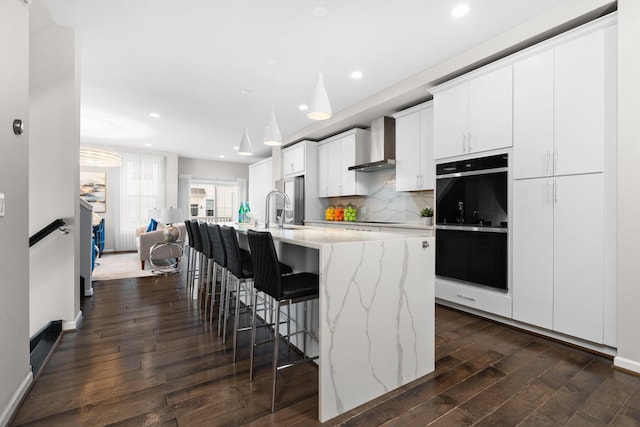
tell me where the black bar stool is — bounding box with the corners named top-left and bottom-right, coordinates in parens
top-left (208, 224), bottom-right (228, 327)
top-left (184, 219), bottom-right (195, 293)
top-left (220, 226), bottom-right (255, 361)
top-left (199, 222), bottom-right (214, 313)
top-left (246, 229), bottom-right (319, 413)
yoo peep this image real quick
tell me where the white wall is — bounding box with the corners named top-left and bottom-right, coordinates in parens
top-left (614, 0), bottom-right (640, 373)
top-left (0, 1), bottom-right (32, 425)
top-left (29, 3), bottom-right (81, 335)
top-left (178, 157), bottom-right (249, 180)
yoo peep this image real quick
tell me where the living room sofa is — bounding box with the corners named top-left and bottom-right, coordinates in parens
top-left (136, 223), bottom-right (186, 270)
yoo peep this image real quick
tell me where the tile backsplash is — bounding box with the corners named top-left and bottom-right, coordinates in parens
top-left (326, 170), bottom-right (434, 223)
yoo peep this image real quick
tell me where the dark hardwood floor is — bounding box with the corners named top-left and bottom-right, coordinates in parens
top-left (12, 263), bottom-right (640, 426)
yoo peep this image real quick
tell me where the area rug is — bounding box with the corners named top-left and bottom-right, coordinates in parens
top-left (92, 252), bottom-right (155, 281)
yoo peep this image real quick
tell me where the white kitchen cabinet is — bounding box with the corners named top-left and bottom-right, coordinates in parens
top-left (281, 142), bottom-right (306, 178)
top-left (248, 157), bottom-right (273, 224)
top-left (512, 178), bottom-right (555, 330)
top-left (553, 174), bottom-right (604, 343)
top-left (513, 49), bottom-right (554, 179)
top-left (512, 174), bottom-right (605, 344)
top-left (554, 29), bottom-right (607, 177)
top-left (432, 64), bottom-right (513, 160)
top-left (317, 129), bottom-right (369, 197)
top-left (393, 101), bottom-right (434, 191)
top-left (317, 143), bottom-right (329, 198)
top-left (435, 278), bottom-right (513, 319)
top-left (514, 28), bottom-right (611, 179)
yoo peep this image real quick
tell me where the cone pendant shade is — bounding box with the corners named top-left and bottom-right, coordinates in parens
top-left (307, 72), bottom-right (332, 120)
top-left (263, 109), bottom-right (282, 146)
top-left (238, 128), bottom-right (253, 155)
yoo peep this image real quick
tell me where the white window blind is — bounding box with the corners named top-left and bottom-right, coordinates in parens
top-left (115, 152), bottom-right (165, 251)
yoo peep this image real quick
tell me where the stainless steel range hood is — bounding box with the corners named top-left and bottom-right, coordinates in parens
top-left (348, 116), bottom-right (396, 172)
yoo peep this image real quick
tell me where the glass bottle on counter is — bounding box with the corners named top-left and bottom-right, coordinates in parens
top-left (325, 205), bottom-right (335, 221)
top-left (238, 202), bottom-right (246, 223)
top-left (345, 203), bottom-right (357, 222)
top-left (244, 201), bottom-right (251, 223)
top-left (335, 204), bottom-right (345, 221)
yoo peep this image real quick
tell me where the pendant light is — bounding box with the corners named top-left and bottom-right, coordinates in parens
top-left (238, 90), bottom-right (253, 156)
top-left (263, 59), bottom-right (283, 146)
top-left (307, 71), bottom-right (332, 120)
top-left (308, 7), bottom-right (332, 121)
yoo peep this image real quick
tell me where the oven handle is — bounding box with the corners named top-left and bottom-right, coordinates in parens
top-left (435, 225), bottom-right (508, 233)
top-left (435, 166), bottom-right (508, 179)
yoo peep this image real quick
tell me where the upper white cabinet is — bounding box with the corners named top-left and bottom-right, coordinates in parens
top-left (554, 29), bottom-right (607, 176)
top-left (513, 50), bottom-right (554, 179)
top-left (432, 64), bottom-right (513, 160)
top-left (393, 101), bottom-right (434, 192)
top-left (317, 129), bottom-right (369, 197)
top-left (514, 28), bottom-right (611, 179)
top-left (281, 142), bottom-right (306, 177)
top-left (317, 142), bottom-right (329, 198)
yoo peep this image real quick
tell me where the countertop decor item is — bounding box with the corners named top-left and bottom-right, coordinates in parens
top-left (420, 206), bottom-right (434, 226)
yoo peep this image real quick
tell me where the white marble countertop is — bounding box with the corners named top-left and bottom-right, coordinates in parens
top-left (303, 219), bottom-right (434, 231)
top-left (233, 223), bottom-right (423, 250)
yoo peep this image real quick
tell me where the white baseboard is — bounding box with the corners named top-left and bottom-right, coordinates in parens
top-left (0, 371), bottom-right (33, 427)
top-left (62, 310), bottom-right (83, 331)
top-left (614, 356), bottom-right (640, 374)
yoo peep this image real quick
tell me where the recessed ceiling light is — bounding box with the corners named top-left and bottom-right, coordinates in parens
top-left (144, 143), bottom-right (152, 147)
top-left (219, 154), bottom-right (225, 158)
top-left (451, 4), bottom-right (469, 18)
top-left (351, 71), bottom-right (363, 79)
top-left (233, 146), bottom-right (239, 150)
top-left (149, 112), bottom-right (160, 118)
top-left (298, 104), bottom-right (309, 111)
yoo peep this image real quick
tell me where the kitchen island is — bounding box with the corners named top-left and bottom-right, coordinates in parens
top-left (235, 225), bottom-right (434, 422)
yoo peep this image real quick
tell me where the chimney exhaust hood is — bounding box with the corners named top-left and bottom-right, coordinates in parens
top-left (348, 116), bottom-right (396, 172)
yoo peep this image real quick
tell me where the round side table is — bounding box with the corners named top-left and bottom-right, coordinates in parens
top-left (149, 240), bottom-right (184, 275)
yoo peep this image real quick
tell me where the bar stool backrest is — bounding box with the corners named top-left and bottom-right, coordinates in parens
top-left (184, 219), bottom-right (194, 247)
top-left (247, 230), bottom-right (282, 299)
top-left (190, 220), bottom-right (203, 252)
top-left (208, 224), bottom-right (226, 268)
top-left (199, 222), bottom-right (212, 258)
top-left (220, 226), bottom-right (245, 279)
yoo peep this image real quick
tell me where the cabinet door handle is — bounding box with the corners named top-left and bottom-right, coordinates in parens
top-left (546, 151), bottom-right (552, 175)
top-left (547, 180), bottom-right (552, 203)
top-left (462, 133), bottom-right (467, 153)
top-left (456, 294), bottom-right (476, 302)
top-left (467, 132), bottom-right (472, 152)
top-left (554, 180), bottom-right (559, 204)
top-left (554, 149), bottom-right (559, 174)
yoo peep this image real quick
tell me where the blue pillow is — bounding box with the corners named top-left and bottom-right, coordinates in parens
top-left (146, 218), bottom-right (158, 232)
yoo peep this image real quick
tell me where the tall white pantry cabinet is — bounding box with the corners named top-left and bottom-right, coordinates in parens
top-left (512, 17), bottom-right (617, 346)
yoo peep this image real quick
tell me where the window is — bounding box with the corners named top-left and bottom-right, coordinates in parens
top-left (189, 180), bottom-right (237, 222)
top-left (115, 152), bottom-right (165, 251)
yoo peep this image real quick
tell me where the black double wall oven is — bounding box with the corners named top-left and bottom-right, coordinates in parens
top-left (435, 154), bottom-right (508, 291)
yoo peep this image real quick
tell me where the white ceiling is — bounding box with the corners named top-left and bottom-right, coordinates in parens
top-left (45, 0), bottom-right (573, 163)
